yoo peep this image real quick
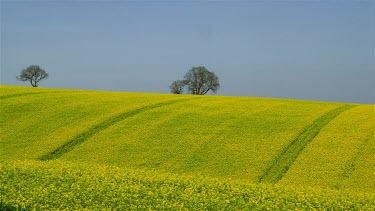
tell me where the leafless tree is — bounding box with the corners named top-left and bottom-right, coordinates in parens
top-left (17, 65), bottom-right (49, 87)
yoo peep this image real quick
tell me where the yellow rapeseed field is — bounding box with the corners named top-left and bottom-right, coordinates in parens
top-left (1, 85), bottom-right (374, 209)
top-left (1, 160), bottom-right (374, 210)
top-left (280, 105), bottom-right (375, 192)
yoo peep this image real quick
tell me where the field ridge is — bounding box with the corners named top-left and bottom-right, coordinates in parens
top-left (259, 104), bottom-right (355, 183)
top-left (38, 98), bottom-right (197, 161)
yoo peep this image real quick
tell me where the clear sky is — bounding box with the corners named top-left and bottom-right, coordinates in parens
top-left (1, 1), bottom-right (374, 103)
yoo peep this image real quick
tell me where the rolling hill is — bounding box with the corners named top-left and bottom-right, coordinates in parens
top-left (1, 85), bottom-right (374, 209)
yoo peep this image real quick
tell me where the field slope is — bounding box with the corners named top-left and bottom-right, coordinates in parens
top-left (1, 85), bottom-right (374, 209)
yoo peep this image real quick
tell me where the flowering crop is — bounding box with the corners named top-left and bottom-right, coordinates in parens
top-left (1, 160), bottom-right (374, 210)
top-left (1, 85), bottom-right (374, 210)
top-left (1, 85), bottom-right (193, 161)
top-left (280, 105), bottom-right (375, 192)
top-left (47, 91), bottom-right (344, 182)
top-left (2, 85), bottom-right (345, 183)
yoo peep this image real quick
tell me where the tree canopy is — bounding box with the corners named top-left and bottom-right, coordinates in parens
top-left (183, 66), bottom-right (220, 95)
top-left (170, 66), bottom-right (220, 95)
top-left (169, 80), bottom-right (185, 94)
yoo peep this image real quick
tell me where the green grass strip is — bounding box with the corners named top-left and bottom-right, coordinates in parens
top-left (39, 98), bottom-right (196, 161)
top-left (259, 104), bottom-right (356, 184)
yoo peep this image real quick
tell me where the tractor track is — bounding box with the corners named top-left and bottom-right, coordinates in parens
top-left (0, 92), bottom-right (48, 100)
top-left (258, 104), bottom-right (356, 183)
top-left (39, 97), bottom-right (198, 161)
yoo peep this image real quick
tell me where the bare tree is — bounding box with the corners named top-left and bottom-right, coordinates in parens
top-left (169, 80), bottom-right (186, 94)
top-left (17, 65), bottom-right (49, 87)
top-left (184, 66), bottom-right (220, 95)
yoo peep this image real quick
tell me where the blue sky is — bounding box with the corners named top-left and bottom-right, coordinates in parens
top-left (1, 1), bottom-right (374, 103)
